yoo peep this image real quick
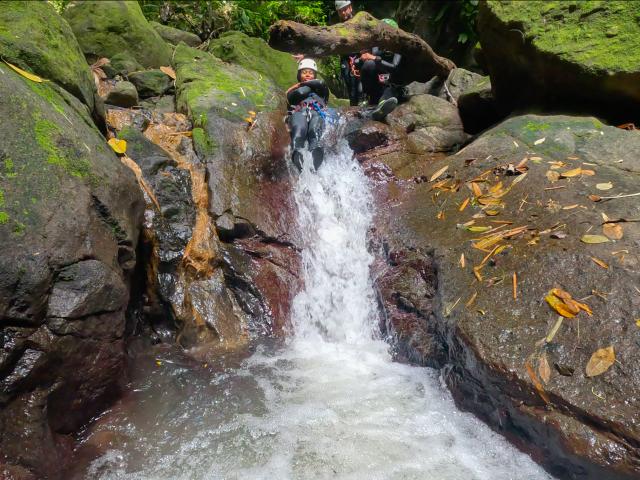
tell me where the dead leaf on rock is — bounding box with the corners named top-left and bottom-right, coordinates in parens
top-left (545, 288), bottom-right (592, 318)
top-left (534, 137), bottom-right (546, 145)
top-left (590, 257), bottom-right (609, 269)
top-left (107, 137), bottom-right (127, 154)
top-left (581, 234), bottom-right (610, 244)
top-left (525, 359), bottom-right (550, 403)
top-left (160, 65), bottom-right (176, 79)
top-left (429, 165), bottom-right (448, 182)
top-left (550, 231), bottom-right (567, 239)
top-left (603, 223), bottom-right (623, 240)
top-left (596, 182), bottom-right (613, 191)
top-left (460, 253), bottom-right (465, 268)
top-left (585, 346), bottom-right (615, 377)
top-left (588, 194), bottom-right (602, 202)
top-left (546, 170), bottom-right (560, 182)
top-left (2, 59), bottom-right (47, 82)
top-left (459, 197), bottom-right (470, 212)
top-left (538, 353), bottom-right (551, 384)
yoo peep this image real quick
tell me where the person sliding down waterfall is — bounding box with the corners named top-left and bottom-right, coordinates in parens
top-left (355, 18), bottom-right (402, 121)
top-left (286, 58), bottom-right (329, 172)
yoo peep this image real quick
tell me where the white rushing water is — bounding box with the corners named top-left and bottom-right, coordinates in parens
top-left (86, 145), bottom-right (555, 480)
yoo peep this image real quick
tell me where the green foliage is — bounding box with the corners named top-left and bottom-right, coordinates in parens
top-left (47, 0), bottom-right (70, 14)
top-left (433, 0), bottom-right (479, 45)
top-left (139, 0), bottom-right (333, 40)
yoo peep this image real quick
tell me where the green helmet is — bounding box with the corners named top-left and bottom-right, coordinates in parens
top-left (382, 18), bottom-right (398, 28)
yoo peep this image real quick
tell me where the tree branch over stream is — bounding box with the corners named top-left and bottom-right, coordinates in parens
top-left (268, 12), bottom-right (455, 84)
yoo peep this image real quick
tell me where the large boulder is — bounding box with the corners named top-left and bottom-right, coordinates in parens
top-left (366, 114), bottom-right (640, 479)
top-left (128, 70), bottom-right (173, 98)
top-left (63, 0), bottom-right (172, 69)
top-left (173, 43), bottom-right (300, 338)
top-left (0, 1), bottom-right (96, 113)
top-left (387, 94), bottom-right (469, 153)
top-left (0, 64), bottom-right (144, 478)
top-left (150, 21), bottom-right (201, 47)
top-left (207, 30), bottom-right (298, 91)
top-left (477, 1), bottom-right (640, 124)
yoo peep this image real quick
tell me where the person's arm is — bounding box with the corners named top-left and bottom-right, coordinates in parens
top-left (300, 80), bottom-right (329, 104)
top-left (376, 52), bottom-right (401, 71)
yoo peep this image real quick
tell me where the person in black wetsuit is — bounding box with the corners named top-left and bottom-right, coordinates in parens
top-left (355, 18), bottom-right (402, 121)
top-left (335, 0), bottom-right (362, 106)
top-left (286, 58), bottom-right (330, 172)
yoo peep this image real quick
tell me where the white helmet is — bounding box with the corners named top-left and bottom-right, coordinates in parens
top-left (335, 0), bottom-right (351, 11)
top-left (298, 58), bottom-right (318, 72)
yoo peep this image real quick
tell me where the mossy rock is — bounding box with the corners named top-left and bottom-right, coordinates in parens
top-left (0, 63), bottom-right (142, 241)
top-left (128, 69), bottom-right (172, 98)
top-left (478, 0), bottom-right (640, 123)
top-left (104, 80), bottom-right (138, 107)
top-left (207, 31), bottom-right (299, 91)
top-left (102, 52), bottom-right (143, 78)
top-left (0, 0), bottom-right (96, 111)
top-left (63, 0), bottom-right (172, 69)
top-left (150, 21), bottom-right (200, 47)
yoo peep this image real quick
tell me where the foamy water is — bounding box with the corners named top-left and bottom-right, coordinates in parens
top-left (84, 144), bottom-right (554, 480)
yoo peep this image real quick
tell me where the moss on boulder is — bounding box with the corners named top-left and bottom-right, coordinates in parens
top-left (207, 31), bottom-right (299, 91)
top-left (0, 0), bottom-right (96, 111)
top-left (150, 21), bottom-right (201, 47)
top-left (174, 42), bottom-right (280, 141)
top-left (0, 63), bottom-right (143, 478)
top-left (478, 1), bottom-right (640, 124)
top-left (63, 0), bottom-right (172, 69)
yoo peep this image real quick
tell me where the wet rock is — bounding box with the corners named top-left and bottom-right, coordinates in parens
top-left (477, 1), bottom-right (640, 124)
top-left (457, 77), bottom-right (501, 134)
top-left (64, 0), bottom-right (172, 69)
top-left (104, 81), bottom-right (139, 108)
top-left (128, 70), bottom-right (173, 99)
top-left (345, 120), bottom-right (401, 154)
top-left (102, 52), bottom-right (144, 78)
top-left (0, 60), bottom-right (143, 478)
top-left (46, 260), bottom-right (127, 319)
top-left (0, 1), bottom-right (97, 112)
top-left (367, 113), bottom-right (640, 479)
top-left (150, 21), bottom-right (201, 47)
top-left (387, 94), bottom-right (469, 153)
top-left (139, 95), bottom-right (175, 114)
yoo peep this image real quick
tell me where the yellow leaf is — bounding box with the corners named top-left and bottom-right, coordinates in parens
top-left (581, 169), bottom-right (596, 176)
top-left (538, 353), bottom-right (551, 384)
top-left (590, 257), bottom-right (609, 269)
top-left (603, 223), bottom-right (623, 240)
top-left (545, 292), bottom-right (576, 318)
top-left (585, 346), bottom-right (615, 377)
top-left (3, 59), bottom-right (47, 82)
top-left (459, 253), bottom-right (465, 268)
top-left (471, 182), bottom-right (483, 197)
top-left (436, 210), bottom-right (445, 220)
top-left (108, 138), bottom-right (127, 154)
top-left (459, 197), bottom-right (470, 212)
top-left (467, 226), bottom-right (491, 233)
top-left (160, 66), bottom-right (176, 79)
top-left (484, 209), bottom-right (500, 216)
top-left (580, 234), bottom-right (610, 244)
top-left (545, 316), bottom-right (564, 343)
top-left (636, 319), bottom-right (640, 327)
top-left (596, 182), bottom-right (613, 191)
top-left (429, 165), bottom-right (448, 182)
top-left (560, 167), bottom-right (582, 178)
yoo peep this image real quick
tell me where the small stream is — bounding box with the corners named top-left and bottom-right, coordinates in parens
top-left (80, 144), bottom-right (554, 480)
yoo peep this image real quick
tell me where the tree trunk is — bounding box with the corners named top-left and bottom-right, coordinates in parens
top-left (268, 11), bottom-right (455, 84)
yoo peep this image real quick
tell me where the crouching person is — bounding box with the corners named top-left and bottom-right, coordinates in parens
top-left (286, 58), bottom-right (329, 172)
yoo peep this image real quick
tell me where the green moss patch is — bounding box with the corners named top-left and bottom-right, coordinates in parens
top-left (487, 1), bottom-right (640, 73)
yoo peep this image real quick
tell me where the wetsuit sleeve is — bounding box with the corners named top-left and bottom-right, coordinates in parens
top-left (376, 52), bottom-right (401, 72)
top-left (287, 85), bottom-right (312, 106)
top-left (300, 80), bottom-right (330, 104)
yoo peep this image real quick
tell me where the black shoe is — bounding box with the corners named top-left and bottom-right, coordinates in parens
top-left (292, 150), bottom-right (303, 172)
top-left (312, 148), bottom-right (324, 171)
top-left (371, 97), bottom-right (398, 121)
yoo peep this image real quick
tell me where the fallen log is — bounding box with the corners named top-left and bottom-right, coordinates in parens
top-left (268, 12), bottom-right (455, 84)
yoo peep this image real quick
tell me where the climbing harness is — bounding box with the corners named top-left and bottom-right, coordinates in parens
top-left (348, 55), bottom-right (361, 78)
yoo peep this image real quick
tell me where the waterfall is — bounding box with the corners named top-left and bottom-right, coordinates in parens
top-left (85, 144), bottom-right (555, 480)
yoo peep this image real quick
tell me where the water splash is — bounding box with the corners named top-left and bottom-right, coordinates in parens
top-left (84, 143), bottom-right (555, 480)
